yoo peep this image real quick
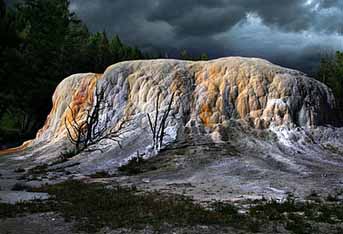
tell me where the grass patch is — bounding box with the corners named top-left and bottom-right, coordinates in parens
top-left (11, 183), bottom-right (33, 191)
top-left (249, 194), bottom-right (343, 234)
top-left (326, 190), bottom-right (343, 202)
top-left (88, 171), bottom-right (113, 178)
top-left (118, 156), bottom-right (146, 175)
top-left (1, 181), bottom-right (343, 233)
top-left (37, 180), bottom-right (250, 232)
top-left (0, 201), bottom-right (54, 219)
top-left (0, 180), bottom-right (252, 233)
top-left (27, 164), bottom-right (49, 175)
top-left (59, 149), bottom-right (79, 161)
top-left (14, 168), bottom-right (25, 173)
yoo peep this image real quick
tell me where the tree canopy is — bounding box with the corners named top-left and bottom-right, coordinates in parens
top-left (180, 49), bottom-right (209, 61)
top-left (0, 0), bottom-right (146, 146)
top-left (316, 51), bottom-right (343, 122)
top-left (317, 51), bottom-right (343, 103)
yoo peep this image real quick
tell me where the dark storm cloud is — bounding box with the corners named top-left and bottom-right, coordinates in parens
top-left (147, 0), bottom-right (246, 36)
top-left (247, 0), bottom-right (314, 32)
top-left (67, 0), bottom-right (342, 73)
top-left (147, 0), bottom-right (343, 36)
top-left (69, 0), bottom-right (165, 48)
top-left (17, 0), bottom-right (343, 73)
top-left (147, 0), bottom-right (315, 35)
top-left (70, 0), bottom-right (343, 39)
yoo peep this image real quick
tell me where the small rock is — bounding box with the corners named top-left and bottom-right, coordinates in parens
top-left (142, 178), bottom-right (150, 183)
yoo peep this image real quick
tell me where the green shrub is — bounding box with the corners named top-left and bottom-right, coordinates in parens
top-left (11, 183), bottom-right (33, 191)
top-left (326, 194), bottom-right (339, 202)
top-left (60, 149), bottom-right (79, 161)
top-left (286, 214), bottom-right (312, 234)
top-left (89, 171), bottom-right (113, 178)
top-left (28, 164), bottom-right (48, 175)
top-left (118, 156), bottom-right (147, 175)
top-left (14, 168), bottom-right (25, 173)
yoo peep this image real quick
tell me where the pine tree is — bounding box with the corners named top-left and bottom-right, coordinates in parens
top-left (110, 35), bottom-right (124, 61)
top-left (317, 51), bottom-right (343, 115)
top-left (180, 49), bottom-right (191, 60)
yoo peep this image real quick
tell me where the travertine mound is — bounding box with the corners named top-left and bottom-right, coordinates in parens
top-left (1, 57), bottom-right (337, 154)
top-left (1, 58), bottom-right (343, 203)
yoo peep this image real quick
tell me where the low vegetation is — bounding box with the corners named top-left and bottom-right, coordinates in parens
top-left (11, 182), bottom-right (33, 191)
top-left (118, 155), bottom-right (159, 175)
top-left (59, 149), bottom-right (79, 162)
top-left (0, 181), bottom-right (343, 233)
top-left (2, 180), bottom-right (250, 232)
top-left (88, 171), bottom-right (113, 179)
top-left (118, 156), bottom-right (148, 175)
top-left (27, 164), bottom-right (49, 175)
top-left (0, 201), bottom-right (53, 219)
top-left (14, 168), bottom-right (25, 173)
top-left (249, 195), bottom-right (343, 234)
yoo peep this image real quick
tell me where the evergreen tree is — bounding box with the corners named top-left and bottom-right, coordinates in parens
top-left (317, 51), bottom-right (343, 115)
top-left (180, 49), bottom-right (191, 60)
top-left (179, 49), bottom-right (209, 61)
top-left (199, 53), bottom-right (209, 61)
top-left (110, 35), bottom-right (124, 61)
top-left (0, 0), bottom-right (146, 146)
top-left (0, 0), bottom-right (22, 122)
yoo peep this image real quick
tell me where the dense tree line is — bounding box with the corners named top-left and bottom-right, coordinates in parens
top-left (179, 49), bottom-right (209, 61)
top-left (316, 51), bottom-right (343, 122)
top-left (0, 0), bottom-right (145, 146)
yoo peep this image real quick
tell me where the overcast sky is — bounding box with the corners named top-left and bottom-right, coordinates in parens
top-left (8, 0), bottom-right (343, 74)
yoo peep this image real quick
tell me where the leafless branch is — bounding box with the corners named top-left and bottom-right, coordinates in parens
top-left (64, 84), bottom-right (129, 154)
top-left (147, 92), bottom-right (175, 150)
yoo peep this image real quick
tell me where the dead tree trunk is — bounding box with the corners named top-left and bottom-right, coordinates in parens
top-left (147, 92), bottom-right (175, 150)
top-left (65, 84), bottom-right (128, 154)
top-left (158, 92), bottom-right (175, 148)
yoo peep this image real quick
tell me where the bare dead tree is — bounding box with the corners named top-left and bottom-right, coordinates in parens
top-left (147, 92), bottom-right (175, 150)
top-left (64, 85), bottom-right (129, 154)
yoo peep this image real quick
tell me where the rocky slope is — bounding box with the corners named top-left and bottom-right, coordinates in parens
top-left (1, 57), bottom-right (342, 201)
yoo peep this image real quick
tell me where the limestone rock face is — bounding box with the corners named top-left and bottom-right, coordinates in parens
top-left (4, 57), bottom-right (336, 154)
top-left (35, 73), bottom-right (102, 144)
